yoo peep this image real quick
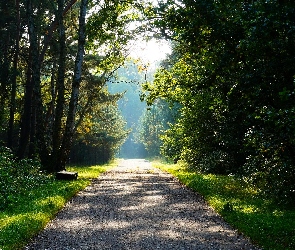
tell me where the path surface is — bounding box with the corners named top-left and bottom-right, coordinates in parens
top-left (25, 159), bottom-right (260, 250)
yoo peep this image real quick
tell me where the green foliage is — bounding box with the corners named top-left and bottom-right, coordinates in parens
top-left (135, 99), bottom-right (178, 157)
top-left (0, 161), bottom-right (116, 250)
top-left (155, 161), bottom-right (295, 250)
top-left (0, 147), bottom-right (51, 210)
top-left (243, 107), bottom-right (295, 205)
top-left (0, 0), bottom-right (150, 171)
top-left (72, 103), bottom-right (129, 164)
top-left (160, 122), bottom-right (183, 160)
top-left (143, 0), bottom-right (295, 204)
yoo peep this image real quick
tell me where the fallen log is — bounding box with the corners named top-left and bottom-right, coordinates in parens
top-left (56, 170), bottom-right (78, 180)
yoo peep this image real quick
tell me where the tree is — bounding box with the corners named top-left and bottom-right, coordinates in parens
top-left (7, 0), bottom-right (21, 149)
top-left (0, 2), bottom-right (12, 130)
top-left (135, 98), bottom-right (178, 157)
top-left (143, 0), bottom-right (295, 204)
top-left (50, 0), bottom-right (67, 171)
top-left (70, 89), bottom-right (128, 165)
top-left (0, 0), bottom-right (149, 172)
top-left (56, 0), bottom-right (88, 171)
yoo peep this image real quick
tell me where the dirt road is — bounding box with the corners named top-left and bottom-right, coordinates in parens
top-left (24, 159), bottom-right (260, 250)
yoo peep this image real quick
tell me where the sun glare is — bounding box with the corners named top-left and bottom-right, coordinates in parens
top-left (129, 38), bottom-right (171, 67)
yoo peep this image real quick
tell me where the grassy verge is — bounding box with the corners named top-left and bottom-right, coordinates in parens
top-left (154, 161), bottom-right (295, 250)
top-left (0, 161), bottom-right (117, 250)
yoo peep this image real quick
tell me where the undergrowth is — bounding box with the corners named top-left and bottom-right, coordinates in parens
top-left (154, 161), bottom-right (295, 250)
top-left (0, 160), bottom-right (116, 250)
top-left (0, 147), bottom-right (51, 210)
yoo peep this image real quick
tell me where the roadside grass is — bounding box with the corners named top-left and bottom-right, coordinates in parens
top-left (154, 161), bottom-right (295, 250)
top-left (0, 161), bottom-right (116, 250)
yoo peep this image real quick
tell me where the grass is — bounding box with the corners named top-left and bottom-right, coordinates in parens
top-left (0, 161), bottom-right (116, 250)
top-left (2, 159), bottom-right (294, 250)
top-left (154, 161), bottom-right (295, 250)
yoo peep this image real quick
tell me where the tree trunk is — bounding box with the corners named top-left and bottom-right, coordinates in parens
top-left (17, 0), bottom-right (82, 161)
top-left (17, 0), bottom-right (39, 158)
top-left (58, 0), bottom-right (88, 170)
top-left (39, 0), bottom-right (78, 66)
top-left (28, 99), bottom-right (36, 157)
top-left (0, 2), bottom-right (10, 130)
top-left (50, 0), bottom-right (67, 172)
top-left (7, 0), bottom-right (20, 149)
top-left (17, 55), bottom-right (32, 158)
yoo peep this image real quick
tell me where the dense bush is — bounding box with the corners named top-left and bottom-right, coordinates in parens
top-left (0, 147), bottom-right (51, 210)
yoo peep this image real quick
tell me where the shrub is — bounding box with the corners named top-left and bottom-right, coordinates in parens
top-left (0, 147), bottom-right (51, 210)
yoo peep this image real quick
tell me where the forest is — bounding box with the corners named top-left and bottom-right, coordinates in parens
top-left (0, 0), bottom-right (295, 209)
top-left (142, 0), bottom-right (295, 206)
top-left (0, 0), bottom-right (141, 171)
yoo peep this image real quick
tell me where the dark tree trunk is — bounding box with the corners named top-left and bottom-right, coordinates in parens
top-left (7, 0), bottom-right (20, 149)
top-left (17, 55), bottom-right (32, 158)
top-left (17, 0), bottom-right (39, 158)
top-left (58, 0), bottom-right (88, 170)
top-left (17, 0), bottom-right (82, 162)
top-left (0, 2), bottom-right (10, 130)
top-left (28, 100), bottom-right (36, 157)
top-left (50, 0), bottom-right (67, 172)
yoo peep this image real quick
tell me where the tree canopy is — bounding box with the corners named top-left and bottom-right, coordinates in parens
top-left (1, 0), bottom-right (295, 205)
top-left (0, 0), bottom-right (153, 171)
top-left (141, 0), bottom-right (295, 205)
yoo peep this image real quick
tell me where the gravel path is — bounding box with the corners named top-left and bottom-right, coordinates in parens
top-left (24, 159), bottom-right (260, 250)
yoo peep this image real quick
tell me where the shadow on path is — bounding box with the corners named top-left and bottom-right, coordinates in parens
top-left (25, 159), bottom-right (260, 250)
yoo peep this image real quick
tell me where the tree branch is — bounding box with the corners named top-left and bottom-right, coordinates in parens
top-left (39, 0), bottom-right (78, 64)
